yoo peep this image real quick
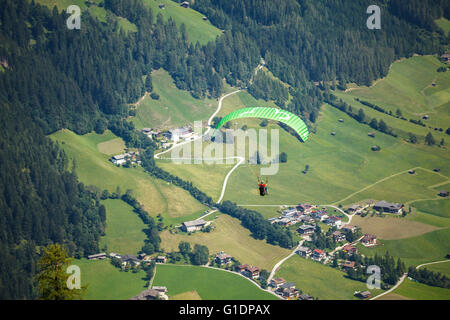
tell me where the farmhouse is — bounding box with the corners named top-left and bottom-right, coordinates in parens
top-left (311, 249), bottom-right (326, 262)
top-left (299, 294), bottom-right (314, 300)
top-left (166, 127), bottom-right (194, 143)
top-left (297, 224), bottom-right (315, 235)
top-left (342, 261), bottom-right (356, 271)
top-left (296, 246), bottom-right (312, 257)
top-left (332, 231), bottom-right (346, 242)
top-left (180, 1), bottom-right (189, 8)
top-left (238, 264), bottom-right (260, 279)
top-left (296, 203), bottom-right (313, 214)
top-left (438, 190), bottom-right (449, 197)
top-left (298, 215), bottom-right (315, 224)
top-left (282, 208), bottom-right (297, 217)
top-left (311, 211), bottom-right (328, 221)
top-left (343, 244), bottom-right (358, 255)
top-left (270, 277), bottom-right (286, 289)
top-left (121, 254), bottom-right (140, 266)
top-left (111, 154), bottom-right (126, 165)
top-left (215, 252), bottom-right (232, 265)
top-left (341, 225), bottom-right (358, 233)
top-left (88, 252), bottom-right (106, 260)
top-left (347, 204), bottom-right (361, 213)
top-left (373, 200), bottom-right (403, 214)
top-left (130, 289), bottom-right (168, 300)
top-left (156, 256), bottom-right (167, 263)
top-left (324, 216), bottom-right (342, 228)
top-left (182, 219), bottom-right (208, 232)
top-left (441, 53), bottom-right (450, 62)
top-left (277, 282), bottom-right (300, 299)
top-left (355, 291), bottom-right (371, 299)
top-left (361, 234), bottom-right (377, 246)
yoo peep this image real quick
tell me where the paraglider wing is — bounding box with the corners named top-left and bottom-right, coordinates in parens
top-left (214, 107), bottom-right (309, 142)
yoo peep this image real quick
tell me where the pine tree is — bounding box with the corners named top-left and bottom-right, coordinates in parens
top-left (36, 244), bottom-right (86, 300)
top-left (425, 132), bottom-right (436, 145)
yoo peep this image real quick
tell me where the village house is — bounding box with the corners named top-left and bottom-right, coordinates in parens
top-left (165, 126), bottom-right (194, 143)
top-left (238, 264), bottom-right (260, 279)
top-left (88, 252), bottom-right (106, 260)
top-left (111, 154), bottom-right (126, 166)
top-left (282, 208), bottom-right (297, 217)
top-left (299, 294), bottom-right (314, 300)
top-left (298, 215), bottom-right (315, 224)
top-left (215, 252), bottom-right (233, 265)
top-left (311, 249), bottom-right (326, 262)
top-left (324, 216), bottom-right (342, 228)
top-left (355, 291), bottom-right (371, 299)
top-left (361, 234), bottom-right (377, 247)
top-left (342, 244), bottom-right (358, 255)
top-left (181, 219), bottom-right (208, 232)
top-left (276, 282), bottom-right (300, 299)
top-left (130, 289), bottom-right (168, 300)
top-left (332, 231), bottom-right (346, 242)
top-left (341, 225), bottom-right (358, 233)
top-left (296, 203), bottom-right (313, 214)
top-left (296, 246), bottom-right (312, 257)
top-left (441, 53), bottom-right (450, 63)
top-left (342, 261), bottom-right (356, 271)
top-left (270, 277), bottom-right (286, 289)
top-left (297, 224), bottom-right (315, 236)
top-left (438, 190), bottom-right (449, 197)
top-left (180, 1), bottom-right (189, 8)
top-left (109, 252), bottom-right (121, 259)
top-left (347, 204), bottom-right (361, 213)
top-left (155, 256), bottom-right (167, 263)
top-left (311, 211), bottom-right (328, 221)
top-left (152, 286), bottom-right (168, 294)
top-left (121, 254), bottom-right (140, 266)
top-left (373, 200), bottom-right (403, 214)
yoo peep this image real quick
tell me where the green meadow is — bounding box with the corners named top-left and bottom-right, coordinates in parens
top-left (420, 261), bottom-right (450, 278)
top-left (100, 199), bottom-right (147, 255)
top-left (334, 55), bottom-right (450, 141)
top-left (412, 199), bottom-right (450, 219)
top-left (356, 228), bottom-right (450, 267)
top-left (35, 0), bottom-right (137, 33)
top-left (388, 277), bottom-right (450, 300)
top-left (435, 17), bottom-right (450, 36)
top-left (142, 0), bottom-right (222, 45)
top-left (132, 69), bottom-right (217, 130)
top-left (276, 255), bottom-right (384, 300)
top-left (76, 258), bottom-right (147, 300)
top-left (50, 129), bottom-right (207, 225)
top-left (152, 264), bottom-right (278, 300)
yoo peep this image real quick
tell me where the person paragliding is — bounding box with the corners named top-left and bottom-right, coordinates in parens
top-left (257, 177), bottom-right (269, 196)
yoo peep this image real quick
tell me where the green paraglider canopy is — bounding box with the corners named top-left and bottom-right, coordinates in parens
top-left (214, 107), bottom-right (309, 142)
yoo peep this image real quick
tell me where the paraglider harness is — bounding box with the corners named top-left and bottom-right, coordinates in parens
top-left (257, 177), bottom-right (268, 196)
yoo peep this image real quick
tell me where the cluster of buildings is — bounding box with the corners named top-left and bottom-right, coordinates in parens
top-left (181, 219), bottom-right (210, 233)
top-left (88, 252), bottom-right (167, 268)
top-left (268, 204), bottom-right (345, 229)
top-left (131, 286), bottom-right (169, 300)
top-left (110, 151), bottom-right (140, 166)
top-left (347, 200), bottom-right (404, 215)
top-left (270, 278), bottom-right (313, 300)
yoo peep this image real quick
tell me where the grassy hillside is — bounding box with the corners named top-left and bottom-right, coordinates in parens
top-left (99, 199), bottom-right (147, 255)
top-left (49, 129), bottom-right (207, 224)
top-left (385, 278), bottom-right (450, 300)
top-left (357, 228), bottom-right (450, 267)
top-left (334, 56), bottom-right (450, 141)
top-left (35, 0), bottom-right (137, 33)
top-left (76, 259), bottom-right (147, 300)
top-left (142, 0), bottom-right (222, 45)
top-left (160, 214), bottom-right (291, 271)
top-left (276, 255), bottom-right (384, 300)
top-left (435, 17), bottom-right (450, 36)
top-left (152, 264), bottom-right (278, 300)
top-left (132, 69), bottom-right (217, 130)
top-left (421, 261), bottom-right (450, 278)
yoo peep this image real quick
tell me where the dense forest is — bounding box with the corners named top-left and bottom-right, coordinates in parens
top-left (0, 0), bottom-right (448, 299)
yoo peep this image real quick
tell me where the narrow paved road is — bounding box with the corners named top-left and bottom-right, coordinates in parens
top-left (370, 273), bottom-right (407, 300)
top-left (267, 240), bottom-right (304, 284)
